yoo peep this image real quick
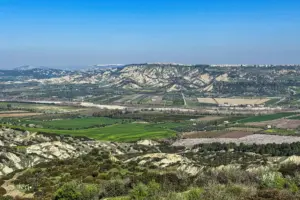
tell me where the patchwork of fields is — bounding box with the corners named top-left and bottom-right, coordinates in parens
top-left (247, 119), bottom-right (300, 129)
top-left (1, 101), bottom-right (300, 143)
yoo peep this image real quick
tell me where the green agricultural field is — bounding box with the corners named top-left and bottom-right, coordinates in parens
top-left (263, 128), bottom-right (298, 136)
top-left (4, 122), bottom-right (182, 142)
top-left (237, 112), bottom-right (296, 123)
top-left (26, 117), bottom-right (124, 129)
top-left (289, 115), bottom-right (300, 120)
top-left (264, 98), bottom-right (280, 106)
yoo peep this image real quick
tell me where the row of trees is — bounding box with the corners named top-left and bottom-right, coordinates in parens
top-left (194, 142), bottom-right (300, 156)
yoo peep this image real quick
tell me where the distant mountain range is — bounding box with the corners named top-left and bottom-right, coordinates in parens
top-left (1, 63), bottom-right (300, 95)
top-left (12, 64), bottom-right (125, 71)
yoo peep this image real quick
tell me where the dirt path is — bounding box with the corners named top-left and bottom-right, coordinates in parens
top-left (286, 113), bottom-right (300, 119)
top-left (181, 92), bottom-right (187, 106)
top-left (275, 97), bottom-right (286, 105)
top-left (1, 172), bottom-right (34, 199)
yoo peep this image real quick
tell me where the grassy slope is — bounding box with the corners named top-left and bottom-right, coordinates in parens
top-left (263, 128), bottom-right (298, 136)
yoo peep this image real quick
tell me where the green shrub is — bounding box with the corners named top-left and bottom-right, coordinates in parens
top-left (129, 180), bottom-right (161, 200)
top-left (261, 172), bottom-right (286, 189)
top-left (53, 181), bottom-right (99, 200)
top-left (91, 171), bottom-right (99, 178)
top-left (102, 179), bottom-right (127, 197)
top-left (83, 176), bottom-right (94, 183)
top-left (165, 192), bottom-right (185, 200)
top-left (79, 184), bottom-right (99, 200)
top-left (253, 189), bottom-right (298, 200)
top-left (98, 173), bottom-right (109, 180)
top-left (279, 163), bottom-right (300, 176)
top-left (225, 185), bottom-right (244, 196)
top-left (129, 183), bottom-right (149, 200)
top-left (185, 188), bottom-right (203, 200)
top-left (147, 180), bottom-right (161, 199)
top-left (0, 187), bottom-right (6, 196)
top-left (200, 183), bottom-right (248, 200)
top-left (0, 196), bottom-right (13, 200)
top-left (53, 182), bottom-right (81, 200)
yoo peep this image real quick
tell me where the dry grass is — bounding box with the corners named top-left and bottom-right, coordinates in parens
top-left (0, 112), bottom-right (42, 117)
top-left (227, 127), bottom-right (262, 132)
top-left (182, 131), bottom-right (226, 139)
top-left (198, 116), bottom-right (224, 121)
top-left (174, 134), bottom-right (300, 147)
top-left (247, 119), bottom-right (300, 129)
top-left (182, 130), bottom-right (255, 139)
top-left (217, 131), bottom-right (253, 138)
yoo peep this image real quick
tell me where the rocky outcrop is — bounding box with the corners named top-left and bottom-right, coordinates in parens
top-left (23, 64), bottom-right (225, 92)
top-left (126, 153), bottom-right (200, 175)
top-left (136, 140), bottom-right (159, 146)
top-left (280, 155), bottom-right (300, 165)
top-left (0, 128), bottom-right (128, 177)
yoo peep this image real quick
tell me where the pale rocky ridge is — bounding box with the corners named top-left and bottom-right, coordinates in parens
top-left (2, 127), bottom-right (300, 180)
top-left (11, 64), bottom-right (225, 92)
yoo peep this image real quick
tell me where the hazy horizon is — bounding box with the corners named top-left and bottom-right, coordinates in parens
top-left (1, 0), bottom-right (300, 68)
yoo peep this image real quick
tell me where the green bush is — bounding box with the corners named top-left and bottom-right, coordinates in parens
top-left (129, 183), bottom-right (149, 200)
top-left (53, 181), bottom-right (99, 200)
top-left (252, 189), bottom-right (298, 200)
top-left (165, 192), bottom-right (185, 200)
top-left (83, 176), bottom-right (94, 183)
top-left (129, 180), bottom-right (161, 200)
top-left (0, 196), bottom-right (13, 200)
top-left (79, 184), bottom-right (99, 200)
top-left (0, 187), bottom-right (6, 196)
top-left (146, 180), bottom-right (161, 199)
top-left (185, 188), bottom-right (203, 200)
top-left (102, 179), bottom-right (127, 197)
top-left (259, 171), bottom-right (298, 192)
top-left (53, 182), bottom-right (82, 200)
top-left (279, 163), bottom-right (300, 176)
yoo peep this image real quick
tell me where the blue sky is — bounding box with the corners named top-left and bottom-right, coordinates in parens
top-left (0, 0), bottom-right (300, 68)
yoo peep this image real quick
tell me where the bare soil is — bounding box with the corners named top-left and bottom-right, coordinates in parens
top-left (1, 172), bottom-right (34, 199)
top-left (217, 131), bottom-right (253, 138)
top-left (0, 112), bottom-right (42, 117)
top-left (198, 116), bottom-right (224, 121)
top-left (247, 119), bottom-right (300, 129)
top-left (182, 131), bottom-right (226, 139)
top-left (182, 130), bottom-right (255, 139)
top-left (227, 127), bottom-right (262, 132)
top-left (173, 134), bottom-right (300, 147)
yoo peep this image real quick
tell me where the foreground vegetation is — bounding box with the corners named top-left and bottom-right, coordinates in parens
top-left (2, 102), bottom-right (300, 199)
top-left (2, 144), bottom-right (300, 200)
